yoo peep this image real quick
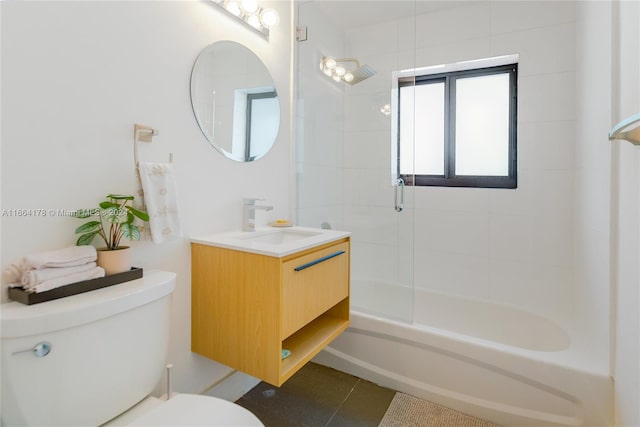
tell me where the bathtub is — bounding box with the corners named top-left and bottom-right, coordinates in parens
top-left (313, 282), bottom-right (613, 427)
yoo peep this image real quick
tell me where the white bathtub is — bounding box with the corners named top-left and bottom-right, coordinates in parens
top-left (313, 283), bottom-right (613, 427)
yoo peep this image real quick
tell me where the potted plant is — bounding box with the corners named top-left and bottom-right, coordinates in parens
top-left (74, 194), bottom-right (149, 275)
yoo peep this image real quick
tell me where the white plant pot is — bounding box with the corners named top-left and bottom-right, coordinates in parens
top-left (96, 246), bottom-right (132, 276)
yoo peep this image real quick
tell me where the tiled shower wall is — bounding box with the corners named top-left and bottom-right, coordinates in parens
top-left (349, 2), bottom-right (577, 322)
top-left (296, 4), bottom-right (347, 231)
top-left (297, 2), bottom-right (609, 371)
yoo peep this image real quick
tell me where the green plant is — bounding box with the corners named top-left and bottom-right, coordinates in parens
top-left (74, 194), bottom-right (149, 250)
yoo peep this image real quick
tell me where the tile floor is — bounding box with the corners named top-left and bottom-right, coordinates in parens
top-left (235, 362), bottom-right (396, 427)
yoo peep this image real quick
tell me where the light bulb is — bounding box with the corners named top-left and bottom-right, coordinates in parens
top-left (323, 67), bottom-right (333, 77)
top-left (334, 66), bottom-right (346, 77)
top-left (324, 58), bottom-right (337, 69)
top-left (260, 8), bottom-right (280, 28)
top-left (246, 13), bottom-right (262, 29)
top-left (333, 75), bottom-right (342, 82)
top-left (224, 0), bottom-right (242, 16)
top-left (240, 0), bottom-right (258, 13)
top-left (343, 72), bottom-right (354, 82)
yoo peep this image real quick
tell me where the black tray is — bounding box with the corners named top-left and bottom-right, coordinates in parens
top-left (8, 267), bottom-right (143, 305)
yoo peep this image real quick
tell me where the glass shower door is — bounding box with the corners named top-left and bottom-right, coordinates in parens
top-left (295, 0), bottom-right (416, 323)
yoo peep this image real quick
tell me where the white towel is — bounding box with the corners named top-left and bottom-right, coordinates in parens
top-left (21, 262), bottom-right (98, 288)
top-left (32, 266), bottom-right (105, 294)
top-left (137, 161), bottom-right (182, 244)
top-left (4, 246), bottom-right (97, 282)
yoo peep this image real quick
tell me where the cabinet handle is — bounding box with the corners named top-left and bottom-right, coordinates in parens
top-left (294, 250), bottom-right (345, 272)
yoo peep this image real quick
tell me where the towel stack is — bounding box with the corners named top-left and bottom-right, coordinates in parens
top-left (5, 246), bottom-right (105, 293)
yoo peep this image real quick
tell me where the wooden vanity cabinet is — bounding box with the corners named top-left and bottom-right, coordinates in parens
top-left (191, 238), bottom-right (350, 386)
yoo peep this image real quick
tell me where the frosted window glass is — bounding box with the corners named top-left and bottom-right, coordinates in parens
top-left (455, 74), bottom-right (510, 176)
top-left (399, 86), bottom-right (415, 176)
top-left (400, 83), bottom-right (445, 175)
top-left (249, 96), bottom-right (280, 158)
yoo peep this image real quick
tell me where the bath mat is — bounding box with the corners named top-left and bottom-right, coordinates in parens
top-left (378, 392), bottom-right (500, 427)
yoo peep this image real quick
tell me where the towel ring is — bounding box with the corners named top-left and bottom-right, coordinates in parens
top-left (133, 123), bottom-right (173, 166)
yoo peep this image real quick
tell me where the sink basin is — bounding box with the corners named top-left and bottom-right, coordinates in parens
top-left (236, 229), bottom-right (322, 245)
top-left (191, 226), bottom-right (350, 257)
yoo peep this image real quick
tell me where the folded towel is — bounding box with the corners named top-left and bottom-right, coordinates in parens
top-left (137, 162), bottom-right (182, 244)
top-left (3, 246), bottom-right (97, 283)
top-left (3, 264), bottom-right (23, 284)
top-left (21, 262), bottom-right (98, 288)
top-left (32, 266), bottom-right (105, 294)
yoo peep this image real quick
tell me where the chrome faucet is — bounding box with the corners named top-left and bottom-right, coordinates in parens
top-left (242, 198), bottom-right (273, 231)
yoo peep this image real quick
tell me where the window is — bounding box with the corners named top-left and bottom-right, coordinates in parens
top-left (246, 91), bottom-right (278, 162)
top-left (396, 60), bottom-right (518, 188)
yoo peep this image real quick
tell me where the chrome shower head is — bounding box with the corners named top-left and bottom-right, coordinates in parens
top-left (320, 57), bottom-right (376, 85)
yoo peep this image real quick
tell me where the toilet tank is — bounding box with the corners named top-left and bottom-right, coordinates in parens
top-left (1, 270), bottom-right (176, 427)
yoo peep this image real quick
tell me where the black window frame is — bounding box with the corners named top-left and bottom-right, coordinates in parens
top-left (245, 90), bottom-right (278, 162)
top-left (397, 63), bottom-right (518, 189)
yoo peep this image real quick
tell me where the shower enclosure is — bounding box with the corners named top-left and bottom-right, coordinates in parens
top-left (295, 0), bottom-right (585, 336)
top-left (294, 2), bottom-right (614, 425)
top-left (295, 0), bottom-right (418, 322)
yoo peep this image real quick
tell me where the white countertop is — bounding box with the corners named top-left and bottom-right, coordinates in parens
top-left (190, 226), bottom-right (351, 257)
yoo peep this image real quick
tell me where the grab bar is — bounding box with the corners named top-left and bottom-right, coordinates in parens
top-left (395, 178), bottom-right (404, 212)
top-left (294, 250), bottom-right (345, 272)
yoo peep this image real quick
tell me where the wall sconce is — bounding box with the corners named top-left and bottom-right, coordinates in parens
top-left (208, 0), bottom-right (280, 40)
top-left (319, 57), bottom-right (376, 86)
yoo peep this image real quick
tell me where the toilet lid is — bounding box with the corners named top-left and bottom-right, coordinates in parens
top-left (126, 394), bottom-right (263, 426)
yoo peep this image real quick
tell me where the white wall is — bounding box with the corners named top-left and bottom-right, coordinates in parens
top-left (298, 0), bottom-right (613, 377)
top-left (295, 2), bottom-right (347, 230)
top-left (574, 0), bottom-right (613, 383)
top-left (343, 2), bottom-right (581, 327)
top-left (609, 0), bottom-right (640, 424)
top-left (1, 0), bottom-right (292, 395)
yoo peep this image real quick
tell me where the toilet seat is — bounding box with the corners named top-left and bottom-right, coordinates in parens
top-left (125, 394), bottom-right (263, 426)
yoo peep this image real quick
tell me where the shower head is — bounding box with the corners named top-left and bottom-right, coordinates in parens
top-left (320, 57), bottom-right (376, 85)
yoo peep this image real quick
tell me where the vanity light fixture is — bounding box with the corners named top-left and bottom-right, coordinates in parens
top-left (208, 0), bottom-right (279, 39)
top-left (319, 57), bottom-right (376, 86)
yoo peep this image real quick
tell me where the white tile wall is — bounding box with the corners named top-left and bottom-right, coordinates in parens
top-left (299, 1), bottom-right (579, 324)
top-left (519, 72), bottom-right (576, 123)
top-left (343, 131), bottom-right (390, 170)
top-left (518, 121), bottom-right (575, 171)
top-left (490, 22), bottom-right (576, 76)
top-left (414, 252), bottom-right (490, 299)
top-left (296, 2), bottom-right (347, 229)
top-left (343, 92), bottom-right (393, 132)
top-left (413, 2), bottom-right (491, 49)
top-left (490, 1), bottom-right (576, 34)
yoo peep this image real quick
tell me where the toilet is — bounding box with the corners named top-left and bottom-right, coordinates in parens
top-left (0, 270), bottom-right (263, 426)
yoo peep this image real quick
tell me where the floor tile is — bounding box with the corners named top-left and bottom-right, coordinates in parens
top-left (237, 363), bottom-right (360, 427)
top-left (328, 379), bottom-right (396, 427)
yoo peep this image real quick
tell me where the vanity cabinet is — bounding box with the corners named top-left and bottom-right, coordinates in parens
top-left (191, 238), bottom-right (350, 386)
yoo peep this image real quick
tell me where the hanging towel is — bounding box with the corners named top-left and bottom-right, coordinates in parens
top-left (3, 246), bottom-right (97, 282)
top-left (21, 262), bottom-right (98, 288)
top-left (137, 161), bottom-right (182, 244)
top-left (31, 266), bottom-right (105, 294)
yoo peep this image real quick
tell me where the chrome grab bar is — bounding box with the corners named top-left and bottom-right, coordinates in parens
top-left (395, 178), bottom-right (404, 212)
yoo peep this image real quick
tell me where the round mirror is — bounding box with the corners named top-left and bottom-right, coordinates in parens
top-left (190, 41), bottom-right (280, 162)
